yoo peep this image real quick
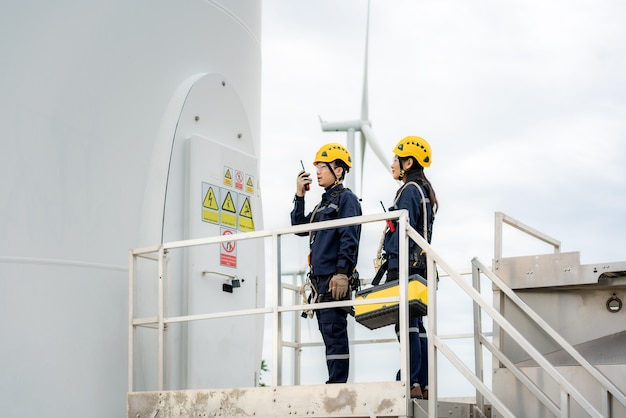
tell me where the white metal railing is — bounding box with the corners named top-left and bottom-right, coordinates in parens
top-left (481, 212), bottom-right (626, 417)
top-left (408, 211), bottom-right (626, 417)
top-left (129, 209), bottom-right (626, 417)
top-left (129, 210), bottom-right (421, 401)
top-left (127, 208), bottom-right (529, 416)
top-left (494, 211), bottom-right (561, 259)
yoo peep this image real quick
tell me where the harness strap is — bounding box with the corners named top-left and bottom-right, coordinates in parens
top-left (371, 260), bottom-right (388, 286)
top-left (307, 187), bottom-right (349, 270)
top-left (374, 181), bottom-right (430, 283)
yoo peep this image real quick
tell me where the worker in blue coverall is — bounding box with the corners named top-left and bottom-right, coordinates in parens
top-left (383, 136), bottom-right (438, 399)
top-left (291, 143), bottom-right (362, 383)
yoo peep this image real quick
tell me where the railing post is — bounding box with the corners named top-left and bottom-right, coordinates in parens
top-left (560, 389), bottom-right (570, 418)
top-left (157, 246), bottom-right (165, 391)
top-left (601, 387), bottom-right (612, 417)
top-left (128, 250), bottom-right (135, 392)
top-left (397, 210), bottom-right (410, 399)
top-left (427, 252), bottom-right (438, 414)
top-left (494, 211), bottom-right (504, 263)
top-left (293, 272), bottom-right (302, 385)
top-left (472, 262), bottom-right (485, 411)
top-left (271, 233), bottom-right (283, 387)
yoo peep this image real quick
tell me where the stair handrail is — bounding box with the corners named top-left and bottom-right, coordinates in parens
top-left (473, 256), bottom-right (626, 414)
top-left (494, 211), bottom-right (561, 260)
top-left (404, 226), bottom-right (516, 417)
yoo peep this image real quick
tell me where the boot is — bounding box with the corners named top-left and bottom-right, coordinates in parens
top-left (410, 385), bottom-right (423, 399)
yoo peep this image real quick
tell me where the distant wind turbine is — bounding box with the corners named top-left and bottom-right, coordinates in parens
top-left (319, 0), bottom-right (390, 197)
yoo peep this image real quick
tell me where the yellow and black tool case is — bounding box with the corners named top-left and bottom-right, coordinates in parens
top-left (354, 275), bottom-right (428, 330)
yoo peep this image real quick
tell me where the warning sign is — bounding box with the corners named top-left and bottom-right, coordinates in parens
top-left (221, 191), bottom-right (237, 228)
top-left (201, 183), bottom-right (219, 224)
top-left (235, 170), bottom-right (244, 190)
top-left (245, 175), bottom-right (254, 194)
top-left (199, 182), bottom-right (256, 231)
top-left (223, 166), bottom-right (233, 187)
top-left (238, 197), bottom-right (254, 232)
top-left (220, 228), bottom-right (237, 267)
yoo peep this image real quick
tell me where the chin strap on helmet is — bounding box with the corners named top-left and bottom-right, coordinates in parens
top-left (325, 162), bottom-right (340, 185)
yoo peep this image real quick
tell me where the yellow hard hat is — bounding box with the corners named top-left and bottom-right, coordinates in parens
top-left (393, 136), bottom-right (431, 168)
top-left (313, 143), bottom-right (352, 168)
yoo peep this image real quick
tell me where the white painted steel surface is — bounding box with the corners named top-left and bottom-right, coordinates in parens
top-left (0, 1), bottom-right (261, 417)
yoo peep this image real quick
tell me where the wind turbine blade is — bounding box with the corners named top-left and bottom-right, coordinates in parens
top-left (360, 0), bottom-right (371, 122)
top-left (361, 123), bottom-right (390, 174)
top-left (359, 132), bottom-right (366, 196)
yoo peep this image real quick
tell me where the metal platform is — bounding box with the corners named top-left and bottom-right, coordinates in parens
top-left (128, 382), bottom-right (411, 418)
top-left (127, 384), bottom-right (493, 418)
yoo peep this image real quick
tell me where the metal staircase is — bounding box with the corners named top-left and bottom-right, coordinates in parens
top-left (127, 211), bottom-right (626, 417)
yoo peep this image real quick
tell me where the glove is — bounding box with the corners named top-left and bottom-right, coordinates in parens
top-left (296, 170), bottom-right (312, 196)
top-left (329, 273), bottom-right (349, 300)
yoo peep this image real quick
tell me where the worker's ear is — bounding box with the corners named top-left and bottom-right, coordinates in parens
top-left (403, 158), bottom-right (414, 171)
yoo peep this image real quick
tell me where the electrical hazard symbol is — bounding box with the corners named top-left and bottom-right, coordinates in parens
top-left (223, 166), bottom-right (233, 187)
top-left (203, 188), bottom-right (218, 209)
top-left (245, 175), bottom-right (254, 193)
top-left (220, 191), bottom-right (237, 228)
top-left (201, 183), bottom-right (219, 224)
top-left (238, 197), bottom-right (254, 232)
top-left (200, 182), bottom-right (255, 231)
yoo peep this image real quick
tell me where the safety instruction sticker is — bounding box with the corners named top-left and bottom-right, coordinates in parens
top-left (245, 175), bottom-right (254, 194)
top-left (220, 228), bottom-right (237, 267)
top-left (223, 166), bottom-right (233, 187)
top-left (202, 184), bottom-right (220, 224)
top-left (201, 181), bottom-right (256, 232)
top-left (238, 196), bottom-right (254, 232)
top-left (235, 170), bottom-right (244, 190)
top-left (221, 191), bottom-right (237, 227)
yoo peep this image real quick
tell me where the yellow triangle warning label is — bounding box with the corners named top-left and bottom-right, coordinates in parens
top-left (224, 167), bottom-right (233, 186)
top-left (222, 192), bottom-right (236, 213)
top-left (240, 197), bottom-right (253, 218)
top-left (245, 176), bottom-right (254, 193)
top-left (203, 187), bottom-right (219, 210)
top-left (239, 197), bottom-right (254, 232)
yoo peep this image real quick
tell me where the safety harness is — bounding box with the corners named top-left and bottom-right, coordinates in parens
top-left (300, 186), bottom-right (360, 318)
top-left (372, 181), bottom-right (431, 286)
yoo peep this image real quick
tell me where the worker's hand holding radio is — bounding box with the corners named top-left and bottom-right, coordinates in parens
top-left (296, 160), bottom-right (312, 196)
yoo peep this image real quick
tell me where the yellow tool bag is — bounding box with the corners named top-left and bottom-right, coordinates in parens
top-left (354, 274), bottom-right (428, 330)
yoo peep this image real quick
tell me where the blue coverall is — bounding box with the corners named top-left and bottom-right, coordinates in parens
top-left (291, 184), bottom-right (361, 383)
top-left (383, 180), bottom-right (434, 392)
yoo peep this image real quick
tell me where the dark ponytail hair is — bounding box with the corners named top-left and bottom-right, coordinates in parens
top-left (399, 156), bottom-right (439, 213)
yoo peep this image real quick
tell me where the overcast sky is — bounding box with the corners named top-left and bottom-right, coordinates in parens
top-left (259, 0), bottom-right (626, 395)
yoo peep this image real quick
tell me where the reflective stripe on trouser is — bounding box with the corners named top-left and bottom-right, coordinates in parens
top-left (316, 306), bottom-right (349, 383)
top-left (395, 316), bottom-right (427, 388)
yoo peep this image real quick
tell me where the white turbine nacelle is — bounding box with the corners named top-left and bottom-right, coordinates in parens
top-left (319, 118), bottom-right (365, 132)
top-left (319, 117), bottom-right (389, 176)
